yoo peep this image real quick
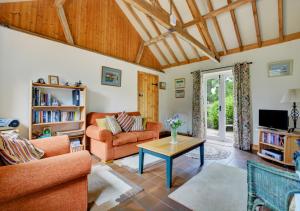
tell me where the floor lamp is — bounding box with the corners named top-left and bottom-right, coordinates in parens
top-left (281, 89), bottom-right (300, 132)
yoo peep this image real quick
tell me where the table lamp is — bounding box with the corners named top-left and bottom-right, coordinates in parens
top-left (281, 89), bottom-right (300, 132)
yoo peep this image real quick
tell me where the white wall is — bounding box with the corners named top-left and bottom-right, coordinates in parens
top-left (0, 26), bottom-right (168, 137)
top-left (165, 40), bottom-right (300, 144)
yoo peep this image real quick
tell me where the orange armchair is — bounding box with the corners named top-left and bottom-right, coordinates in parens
top-left (0, 135), bottom-right (92, 211)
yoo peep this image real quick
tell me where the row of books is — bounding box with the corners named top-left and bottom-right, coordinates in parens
top-left (32, 88), bottom-right (83, 106)
top-left (261, 132), bottom-right (285, 147)
top-left (32, 110), bottom-right (81, 124)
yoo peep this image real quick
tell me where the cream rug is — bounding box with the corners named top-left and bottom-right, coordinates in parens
top-left (168, 163), bottom-right (247, 211)
top-left (88, 164), bottom-right (142, 210)
top-left (185, 142), bottom-right (232, 160)
top-left (114, 153), bottom-right (163, 172)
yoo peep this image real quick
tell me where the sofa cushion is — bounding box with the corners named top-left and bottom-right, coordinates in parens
top-left (132, 131), bottom-right (156, 141)
top-left (95, 118), bottom-right (110, 131)
top-left (117, 111), bottom-right (135, 132)
top-left (106, 116), bottom-right (122, 135)
top-left (130, 116), bottom-right (144, 131)
top-left (113, 133), bottom-right (137, 146)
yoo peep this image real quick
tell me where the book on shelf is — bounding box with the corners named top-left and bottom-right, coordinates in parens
top-left (261, 132), bottom-right (285, 147)
top-left (32, 110), bottom-right (81, 124)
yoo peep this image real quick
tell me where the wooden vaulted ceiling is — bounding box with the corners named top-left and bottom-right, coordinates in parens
top-left (1, 0), bottom-right (300, 72)
top-left (0, 0), bottom-right (162, 70)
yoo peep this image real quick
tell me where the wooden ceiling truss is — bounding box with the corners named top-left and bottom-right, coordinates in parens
top-left (1, 0), bottom-right (299, 71)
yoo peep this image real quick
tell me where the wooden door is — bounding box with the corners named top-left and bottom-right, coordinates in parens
top-left (138, 71), bottom-right (159, 122)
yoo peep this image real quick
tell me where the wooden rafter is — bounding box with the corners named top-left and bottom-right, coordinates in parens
top-left (206, 0), bottom-right (227, 54)
top-left (54, 0), bottom-right (74, 45)
top-left (172, 2), bottom-right (200, 59)
top-left (144, 31), bottom-right (172, 46)
top-left (162, 32), bottom-right (300, 69)
top-left (123, 0), bottom-right (219, 63)
top-left (135, 41), bottom-right (145, 63)
top-left (0, 0), bottom-right (35, 3)
top-left (227, 0), bottom-right (243, 50)
top-left (183, 0), bottom-right (253, 28)
top-left (251, 0), bottom-right (262, 47)
top-left (186, 0), bottom-right (218, 57)
top-left (278, 0), bottom-right (283, 41)
top-left (123, 2), bottom-right (170, 65)
top-left (146, 16), bottom-right (179, 63)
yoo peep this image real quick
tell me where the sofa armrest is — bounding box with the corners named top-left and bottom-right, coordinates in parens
top-left (0, 150), bottom-right (91, 203)
top-left (146, 121), bottom-right (163, 132)
top-left (30, 135), bottom-right (70, 158)
top-left (86, 125), bottom-right (113, 142)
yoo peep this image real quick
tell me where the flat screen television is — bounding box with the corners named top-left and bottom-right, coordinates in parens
top-left (259, 109), bottom-right (289, 130)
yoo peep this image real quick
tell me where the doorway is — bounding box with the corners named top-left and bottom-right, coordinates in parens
top-left (137, 71), bottom-right (159, 122)
top-left (204, 70), bottom-right (234, 142)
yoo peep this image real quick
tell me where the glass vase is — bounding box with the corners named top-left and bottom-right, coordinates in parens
top-left (171, 128), bottom-right (178, 144)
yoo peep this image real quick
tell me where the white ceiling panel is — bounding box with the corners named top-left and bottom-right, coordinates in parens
top-left (157, 41), bottom-right (176, 64)
top-left (257, 0), bottom-right (277, 40)
top-left (234, 3), bottom-right (257, 45)
top-left (149, 45), bottom-right (167, 65)
top-left (165, 36), bottom-right (185, 62)
top-left (217, 12), bottom-right (239, 49)
top-left (285, 0), bottom-right (300, 35)
top-left (177, 36), bottom-right (199, 59)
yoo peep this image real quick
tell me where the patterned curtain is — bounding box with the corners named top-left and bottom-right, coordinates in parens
top-left (233, 63), bottom-right (252, 151)
top-left (192, 71), bottom-right (206, 140)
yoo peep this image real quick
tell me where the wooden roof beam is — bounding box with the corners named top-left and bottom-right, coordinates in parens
top-left (251, 0), bottom-right (262, 47)
top-left (278, 0), bottom-right (283, 41)
top-left (54, 0), bottom-right (74, 45)
top-left (172, 1), bottom-right (200, 59)
top-left (227, 0), bottom-right (243, 50)
top-left (0, 0), bottom-right (35, 3)
top-left (146, 16), bottom-right (179, 63)
top-left (123, 0), bottom-right (219, 63)
top-left (206, 0), bottom-right (227, 54)
top-left (135, 41), bottom-right (145, 63)
top-left (123, 2), bottom-right (170, 65)
top-left (183, 0), bottom-right (254, 28)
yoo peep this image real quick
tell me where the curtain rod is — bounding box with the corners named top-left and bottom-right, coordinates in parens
top-left (190, 62), bottom-right (253, 74)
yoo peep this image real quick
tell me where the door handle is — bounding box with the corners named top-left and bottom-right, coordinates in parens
top-left (139, 93), bottom-right (143, 97)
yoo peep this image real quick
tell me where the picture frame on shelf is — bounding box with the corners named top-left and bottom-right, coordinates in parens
top-left (48, 75), bottom-right (59, 85)
top-left (101, 66), bottom-right (122, 87)
top-left (175, 89), bottom-right (185, 98)
top-left (175, 78), bottom-right (185, 89)
top-left (268, 60), bottom-right (293, 77)
top-left (159, 82), bottom-right (166, 90)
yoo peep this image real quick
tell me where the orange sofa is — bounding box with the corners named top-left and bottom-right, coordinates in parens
top-left (86, 112), bottom-right (162, 162)
top-left (0, 135), bottom-right (91, 211)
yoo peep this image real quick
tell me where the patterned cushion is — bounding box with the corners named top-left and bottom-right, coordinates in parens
top-left (0, 132), bottom-right (44, 165)
top-left (106, 116), bottom-right (122, 135)
top-left (130, 116), bottom-right (144, 131)
top-left (116, 111), bottom-right (135, 132)
top-left (96, 118), bottom-right (110, 131)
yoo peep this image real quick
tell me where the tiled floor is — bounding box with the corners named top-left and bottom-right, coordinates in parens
top-left (92, 142), bottom-right (293, 211)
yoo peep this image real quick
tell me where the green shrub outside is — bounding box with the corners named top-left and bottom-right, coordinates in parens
top-left (207, 95), bottom-right (233, 129)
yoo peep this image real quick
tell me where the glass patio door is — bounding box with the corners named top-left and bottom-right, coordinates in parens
top-left (204, 70), bottom-right (233, 142)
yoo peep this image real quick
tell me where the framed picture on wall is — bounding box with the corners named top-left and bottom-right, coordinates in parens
top-left (175, 89), bottom-right (185, 98)
top-left (159, 82), bottom-right (166, 90)
top-left (48, 75), bottom-right (59, 85)
top-left (175, 78), bottom-right (185, 89)
top-left (268, 60), bottom-right (293, 77)
top-left (101, 66), bottom-right (122, 87)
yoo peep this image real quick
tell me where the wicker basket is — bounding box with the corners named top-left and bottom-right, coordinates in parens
top-left (70, 144), bottom-right (84, 153)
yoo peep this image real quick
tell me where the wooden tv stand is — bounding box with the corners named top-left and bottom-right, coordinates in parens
top-left (257, 128), bottom-right (300, 166)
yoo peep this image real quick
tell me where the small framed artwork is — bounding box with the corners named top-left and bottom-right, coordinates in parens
top-left (48, 75), bottom-right (59, 85)
top-left (101, 66), bottom-right (122, 87)
top-left (175, 78), bottom-right (185, 89)
top-left (159, 82), bottom-right (166, 90)
top-left (268, 60), bottom-right (293, 77)
top-left (175, 89), bottom-right (185, 98)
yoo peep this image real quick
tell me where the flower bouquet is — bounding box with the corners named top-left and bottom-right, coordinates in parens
top-left (166, 114), bottom-right (184, 144)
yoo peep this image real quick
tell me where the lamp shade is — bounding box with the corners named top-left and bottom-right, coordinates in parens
top-left (280, 89), bottom-right (300, 103)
